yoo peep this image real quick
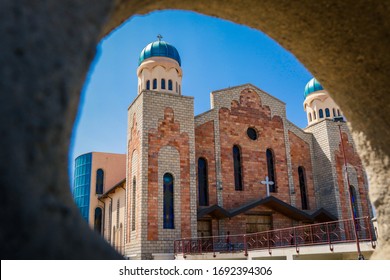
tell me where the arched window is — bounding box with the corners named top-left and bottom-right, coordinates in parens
top-left (337, 109), bottom-right (341, 116)
top-left (153, 79), bottom-right (157, 89)
top-left (298, 166), bottom-right (308, 210)
top-left (163, 173), bottom-right (174, 229)
top-left (319, 109), bottom-right (324, 119)
top-left (161, 78), bottom-right (166, 89)
top-left (96, 169), bottom-right (104, 194)
top-left (349, 185), bottom-right (359, 218)
top-left (266, 149), bottom-right (276, 192)
top-left (308, 113), bottom-right (312, 122)
top-left (176, 81), bottom-right (178, 93)
top-left (94, 207), bottom-right (102, 234)
top-left (333, 108), bottom-right (336, 117)
top-left (179, 84), bottom-right (181, 94)
top-left (325, 108), bottom-right (330, 117)
top-left (116, 199), bottom-right (120, 227)
top-left (168, 79), bottom-right (173, 90)
top-left (198, 158), bottom-right (209, 206)
top-left (146, 80), bottom-right (150, 90)
top-left (313, 111), bottom-right (317, 120)
top-left (233, 145), bottom-right (243, 191)
top-left (132, 177), bottom-right (136, 231)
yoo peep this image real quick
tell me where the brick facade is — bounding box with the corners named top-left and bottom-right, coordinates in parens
top-left (121, 84), bottom-right (371, 259)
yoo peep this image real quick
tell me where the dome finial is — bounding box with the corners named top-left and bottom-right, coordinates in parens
top-left (157, 34), bottom-right (163, 41)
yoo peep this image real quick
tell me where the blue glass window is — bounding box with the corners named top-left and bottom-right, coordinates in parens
top-left (266, 149), bottom-right (276, 192)
top-left (319, 109), bottom-right (324, 118)
top-left (325, 108), bottom-right (330, 117)
top-left (298, 166), bottom-right (308, 210)
top-left (96, 169), bottom-right (104, 194)
top-left (163, 173), bottom-right (174, 229)
top-left (94, 207), bottom-right (102, 234)
top-left (168, 80), bottom-right (173, 90)
top-left (146, 80), bottom-right (150, 90)
top-left (349, 185), bottom-right (359, 218)
top-left (153, 79), bottom-right (157, 89)
top-left (198, 158), bottom-right (209, 206)
top-left (233, 145), bottom-right (243, 191)
top-left (161, 79), bottom-right (166, 89)
top-left (73, 153), bottom-right (92, 221)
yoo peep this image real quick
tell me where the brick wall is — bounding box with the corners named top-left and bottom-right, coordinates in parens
top-left (218, 88), bottom-right (290, 209)
top-left (288, 131), bottom-right (316, 210)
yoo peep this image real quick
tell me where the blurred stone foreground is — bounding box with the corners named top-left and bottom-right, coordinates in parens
top-left (0, 0), bottom-right (388, 259)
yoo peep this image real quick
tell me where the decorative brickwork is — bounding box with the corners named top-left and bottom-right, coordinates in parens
top-left (288, 131), bottom-right (316, 210)
top-left (334, 132), bottom-right (370, 220)
top-left (147, 107), bottom-right (191, 240)
top-left (218, 88), bottom-right (290, 209)
top-left (195, 120), bottom-right (217, 206)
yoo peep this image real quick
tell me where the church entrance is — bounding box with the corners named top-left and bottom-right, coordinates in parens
top-left (245, 214), bottom-right (272, 234)
top-left (197, 220), bottom-right (212, 237)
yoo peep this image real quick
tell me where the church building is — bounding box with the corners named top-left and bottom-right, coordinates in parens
top-left (72, 38), bottom-right (373, 260)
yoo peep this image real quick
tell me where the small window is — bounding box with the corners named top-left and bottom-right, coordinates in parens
top-left (153, 79), bottom-right (157, 89)
top-left (319, 109), bottom-right (324, 119)
top-left (176, 82), bottom-right (178, 93)
top-left (298, 166), bottom-right (308, 210)
top-left (168, 80), bottom-right (173, 90)
top-left (313, 111), bottom-right (317, 120)
top-left (247, 127), bottom-right (258, 140)
top-left (161, 79), bottom-right (166, 89)
top-left (198, 158), bottom-right (209, 206)
top-left (146, 80), bottom-right (150, 90)
top-left (94, 207), bottom-right (102, 234)
top-left (308, 113), bottom-right (312, 122)
top-left (350, 185), bottom-right (359, 218)
top-left (325, 108), bottom-right (330, 117)
top-left (337, 109), bottom-right (341, 116)
top-left (96, 169), bottom-right (104, 194)
top-left (333, 108), bottom-right (336, 117)
top-left (179, 84), bottom-right (181, 94)
top-left (266, 149), bottom-right (277, 192)
top-left (233, 145), bottom-right (243, 191)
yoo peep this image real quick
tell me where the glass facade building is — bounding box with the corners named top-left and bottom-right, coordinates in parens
top-left (73, 153), bottom-right (92, 221)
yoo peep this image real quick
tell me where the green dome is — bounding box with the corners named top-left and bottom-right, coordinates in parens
top-left (304, 78), bottom-right (324, 98)
top-left (138, 39), bottom-right (181, 66)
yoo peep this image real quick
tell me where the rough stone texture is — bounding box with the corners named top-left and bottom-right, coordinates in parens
top-left (1, 0), bottom-right (388, 259)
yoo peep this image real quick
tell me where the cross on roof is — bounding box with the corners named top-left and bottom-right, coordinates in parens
top-left (260, 176), bottom-right (274, 197)
top-left (157, 34), bottom-right (163, 41)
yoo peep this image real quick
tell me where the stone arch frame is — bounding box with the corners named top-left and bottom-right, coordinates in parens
top-left (1, 1), bottom-right (389, 259)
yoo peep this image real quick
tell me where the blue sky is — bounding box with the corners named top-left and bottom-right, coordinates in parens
top-left (69, 10), bottom-right (313, 180)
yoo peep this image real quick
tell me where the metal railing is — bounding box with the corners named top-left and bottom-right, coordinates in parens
top-left (174, 216), bottom-right (376, 257)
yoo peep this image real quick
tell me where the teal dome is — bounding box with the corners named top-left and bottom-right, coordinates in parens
top-left (304, 78), bottom-right (324, 98)
top-left (138, 40), bottom-right (181, 66)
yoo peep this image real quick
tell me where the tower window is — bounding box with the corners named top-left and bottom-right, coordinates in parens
top-left (266, 149), bottom-right (276, 192)
top-left (337, 109), bottom-right (341, 116)
top-left (96, 169), bottom-right (104, 194)
top-left (163, 173), bottom-right (174, 229)
top-left (161, 79), bottom-right (166, 89)
top-left (333, 108), bottom-right (336, 117)
top-left (153, 79), bottom-right (157, 89)
top-left (198, 158), bottom-right (209, 206)
top-left (146, 80), bottom-right (150, 90)
top-left (168, 79), bottom-right (173, 90)
top-left (308, 112), bottom-right (312, 122)
top-left (298, 166), bottom-right (308, 210)
top-left (233, 145), bottom-right (243, 191)
top-left (319, 109), bottom-right (324, 119)
top-left (176, 82), bottom-right (178, 93)
top-left (325, 108), bottom-right (330, 117)
top-left (179, 84), bottom-right (181, 94)
top-left (313, 111), bottom-right (317, 120)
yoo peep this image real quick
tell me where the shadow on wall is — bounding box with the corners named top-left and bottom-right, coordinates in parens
top-left (0, 0), bottom-right (389, 259)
